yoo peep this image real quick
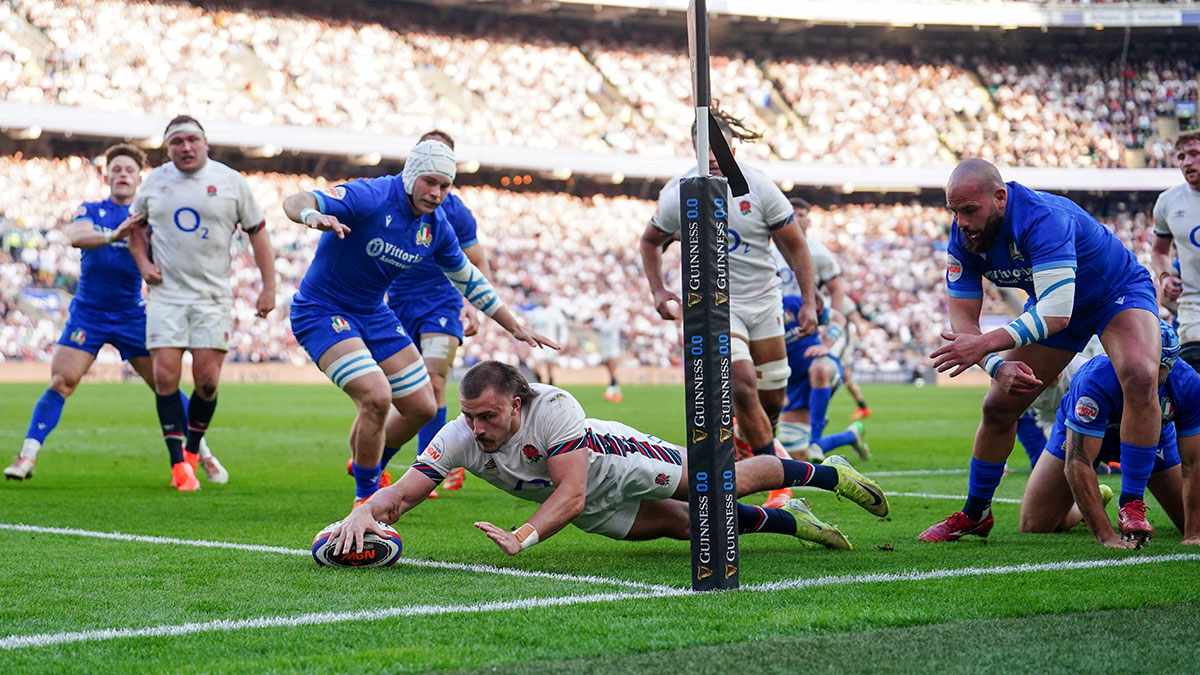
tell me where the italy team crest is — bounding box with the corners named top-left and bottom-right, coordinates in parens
top-left (70, 329), bottom-right (86, 345)
top-left (415, 223), bottom-right (432, 247)
top-left (331, 316), bottom-right (351, 333)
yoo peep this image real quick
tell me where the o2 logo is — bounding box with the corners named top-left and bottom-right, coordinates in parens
top-left (174, 207), bottom-right (209, 239)
top-left (1189, 224), bottom-right (1200, 249)
top-left (727, 228), bottom-right (749, 254)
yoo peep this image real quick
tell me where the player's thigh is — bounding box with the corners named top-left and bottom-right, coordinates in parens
top-left (1019, 451), bottom-right (1075, 532)
top-left (419, 332), bottom-right (458, 398)
top-left (185, 302), bottom-right (233, 352)
top-left (1099, 307), bottom-right (1161, 387)
top-left (982, 343), bottom-right (1076, 419)
top-left (48, 344), bottom-right (96, 392)
top-left (623, 499), bottom-right (690, 541)
top-left (150, 347), bottom-right (186, 392)
top-left (127, 355), bottom-right (156, 389)
top-left (146, 301), bottom-right (191, 351)
top-left (378, 344), bottom-right (436, 415)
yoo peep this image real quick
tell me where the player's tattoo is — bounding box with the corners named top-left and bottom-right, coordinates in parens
top-left (1066, 432), bottom-right (1090, 466)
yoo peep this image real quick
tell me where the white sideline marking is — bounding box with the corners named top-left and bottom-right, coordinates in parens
top-left (3, 553), bottom-right (1197, 650)
top-left (870, 467), bottom-right (1031, 477)
top-left (0, 523), bottom-right (673, 593)
top-left (891, 491), bottom-right (1022, 504)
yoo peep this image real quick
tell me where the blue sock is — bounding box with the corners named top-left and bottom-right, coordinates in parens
top-left (737, 502), bottom-right (796, 535)
top-left (1118, 441), bottom-right (1157, 506)
top-left (352, 461), bottom-right (383, 500)
top-left (178, 390), bottom-right (190, 419)
top-left (780, 457), bottom-right (839, 491)
top-left (964, 457), bottom-right (1006, 521)
top-left (816, 429), bottom-right (857, 454)
top-left (417, 406), bottom-right (447, 455)
top-left (25, 389), bottom-right (66, 444)
top-left (380, 445), bottom-right (402, 471)
top-left (809, 387), bottom-right (832, 441)
top-left (1016, 412), bottom-right (1046, 468)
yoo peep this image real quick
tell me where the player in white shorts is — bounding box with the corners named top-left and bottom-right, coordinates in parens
top-left (593, 301), bottom-right (624, 402)
top-left (328, 361), bottom-right (890, 556)
top-left (526, 295), bottom-right (570, 386)
top-left (1153, 130), bottom-right (1200, 370)
top-left (641, 109), bottom-right (818, 460)
top-left (127, 115), bottom-right (277, 491)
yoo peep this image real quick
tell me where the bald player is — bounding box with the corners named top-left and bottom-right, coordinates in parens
top-left (127, 115), bottom-right (275, 491)
top-left (923, 158), bottom-right (1162, 545)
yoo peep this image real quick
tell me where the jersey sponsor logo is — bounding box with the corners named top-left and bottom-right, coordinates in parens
top-left (1075, 396), bottom-right (1100, 423)
top-left (521, 444), bottom-right (542, 463)
top-left (206, 185), bottom-right (217, 197)
top-left (322, 186), bottom-right (347, 200)
top-left (947, 254), bottom-right (963, 282)
top-left (422, 447), bottom-right (442, 461)
top-left (70, 328), bottom-right (86, 345)
top-left (982, 267), bottom-right (1032, 285)
top-left (366, 237), bottom-right (424, 268)
top-left (331, 316), bottom-right (351, 333)
top-left (654, 472), bottom-right (671, 487)
top-left (739, 199), bottom-right (751, 215)
top-left (415, 223), bottom-right (432, 247)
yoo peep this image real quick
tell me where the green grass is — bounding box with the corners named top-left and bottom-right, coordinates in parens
top-left (1, 382), bottom-right (1198, 673)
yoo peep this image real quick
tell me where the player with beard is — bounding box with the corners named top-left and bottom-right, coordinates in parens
top-left (922, 158), bottom-right (1161, 545)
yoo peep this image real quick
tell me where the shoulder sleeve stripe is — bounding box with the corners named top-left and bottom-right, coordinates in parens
top-left (413, 463), bottom-right (445, 483)
top-left (1032, 260), bottom-right (1077, 273)
top-left (947, 288), bottom-right (984, 299)
top-left (309, 190), bottom-right (327, 213)
top-left (242, 220), bottom-right (266, 234)
top-left (768, 214), bottom-right (794, 231)
top-left (1064, 420), bottom-right (1106, 438)
top-left (548, 437), bottom-right (585, 457)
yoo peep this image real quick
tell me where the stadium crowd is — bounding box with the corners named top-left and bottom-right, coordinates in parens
top-left (0, 0), bottom-right (1195, 168)
top-left (0, 154), bottom-right (1165, 377)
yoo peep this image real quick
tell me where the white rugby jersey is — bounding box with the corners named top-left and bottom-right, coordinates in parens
top-left (592, 317), bottom-right (622, 355)
top-left (1153, 182), bottom-right (1200, 302)
top-left (773, 238), bottom-right (840, 298)
top-left (651, 163), bottom-right (794, 301)
top-left (131, 159), bottom-right (265, 303)
top-left (413, 384), bottom-right (682, 505)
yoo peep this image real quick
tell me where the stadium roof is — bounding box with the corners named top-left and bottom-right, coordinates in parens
top-left (417, 0), bottom-right (1200, 29)
top-left (0, 102), bottom-right (1179, 192)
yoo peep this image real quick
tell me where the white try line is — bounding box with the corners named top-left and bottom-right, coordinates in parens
top-left (4, 551), bottom-right (1196, 650)
top-left (890, 491), bottom-right (1023, 504)
top-left (870, 467), bottom-right (1032, 477)
top-left (0, 523), bottom-right (674, 593)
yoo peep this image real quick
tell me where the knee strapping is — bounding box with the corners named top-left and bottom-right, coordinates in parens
top-left (756, 358), bottom-right (790, 390)
top-left (778, 421), bottom-right (811, 456)
top-left (323, 349), bottom-right (382, 390)
top-left (388, 359), bottom-right (430, 399)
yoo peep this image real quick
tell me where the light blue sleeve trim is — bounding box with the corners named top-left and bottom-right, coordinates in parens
top-left (1064, 420), bottom-right (1106, 438)
top-left (1032, 260), bottom-right (1077, 273)
top-left (308, 190), bottom-right (327, 213)
top-left (947, 288), bottom-right (984, 299)
top-left (1176, 426), bottom-right (1200, 438)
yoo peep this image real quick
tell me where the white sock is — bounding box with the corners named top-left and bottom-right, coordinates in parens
top-left (20, 438), bottom-right (41, 461)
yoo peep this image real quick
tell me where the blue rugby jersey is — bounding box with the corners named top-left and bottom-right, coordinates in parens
top-left (387, 192), bottom-right (479, 309)
top-left (71, 199), bottom-right (144, 313)
top-left (298, 176), bottom-right (466, 312)
top-left (946, 182), bottom-right (1149, 314)
top-left (1054, 356), bottom-right (1200, 440)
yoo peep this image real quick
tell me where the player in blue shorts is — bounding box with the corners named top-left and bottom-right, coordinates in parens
top-left (924, 158), bottom-right (1162, 543)
top-left (776, 295), bottom-right (869, 466)
top-left (1020, 321), bottom-right (1200, 547)
top-left (376, 130), bottom-right (488, 495)
top-left (5, 144), bottom-right (213, 482)
top-left (282, 139), bottom-right (556, 506)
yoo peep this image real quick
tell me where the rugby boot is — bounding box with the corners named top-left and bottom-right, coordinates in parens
top-left (171, 461), bottom-right (200, 491)
top-left (762, 487), bottom-right (794, 509)
top-left (4, 456), bottom-right (34, 481)
top-left (442, 467), bottom-right (465, 490)
top-left (783, 498), bottom-right (851, 550)
top-left (850, 406), bottom-right (871, 421)
top-left (848, 421), bottom-right (872, 461)
top-left (918, 510), bottom-right (994, 542)
top-left (199, 455), bottom-right (229, 484)
top-left (826, 454), bottom-right (889, 517)
top-left (1118, 499), bottom-right (1154, 548)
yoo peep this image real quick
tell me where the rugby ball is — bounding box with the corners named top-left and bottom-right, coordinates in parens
top-left (311, 519), bottom-right (402, 568)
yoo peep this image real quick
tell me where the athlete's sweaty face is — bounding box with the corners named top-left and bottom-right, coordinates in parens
top-left (105, 155), bottom-right (142, 204)
top-left (1177, 140), bottom-right (1200, 190)
top-left (946, 178), bottom-right (1007, 255)
top-left (167, 131), bottom-right (208, 173)
top-left (460, 388), bottom-right (522, 452)
top-left (410, 174), bottom-right (451, 215)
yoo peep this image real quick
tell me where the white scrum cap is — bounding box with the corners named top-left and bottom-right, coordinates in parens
top-left (402, 139), bottom-right (457, 194)
top-left (164, 120), bottom-right (205, 143)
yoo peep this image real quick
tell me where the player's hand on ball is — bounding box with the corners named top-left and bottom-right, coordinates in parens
top-left (653, 290), bottom-right (682, 320)
top-left (474, 521), bottom-right (522, 556)
top-left (305, 213), bottom-right (351, 239)
top-left (333, 502), bottom-right (392, 557)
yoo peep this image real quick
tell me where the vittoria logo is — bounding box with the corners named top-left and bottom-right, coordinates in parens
top-left (739, 200), bottom-right (751, 215)
top-left (1074, 396), bottom-right (1099, 423)
top-left (70, 329), bottom-right (86, 345)
top-left (206, 185), bottom-right (217, 197)
top-left (415, 223), bottom-right (432, 247)
top-left (331, 316), bottom-right (351, 333)
top-left (654, 473), bottom-right (670, 487)
top-left (521, 444), bottom-right (541, 463)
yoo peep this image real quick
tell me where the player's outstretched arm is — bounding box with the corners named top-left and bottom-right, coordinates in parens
top-left (67, 212), bottom-right (146, 250)
top-left (772, 222), bottom-right (819, 335)
top-left (1063, 430), bottom-right (1134, 549)
top-left (475, 447), bottom-right (588, 555)
top-left (1178, 434), bottom-right (1200, 545)
top-left (247, 225), bottom-right (277, 318)
top-left (639, 222), bottom-right (682, 320)
top-left (282, 191), bottom-right (351, 238)
top-left (1152, 236), bottom-right (1182, 304)
top-left (332, 467), bottom-right (436, 556)
top-left (125, 217), bottom-right (162, 285)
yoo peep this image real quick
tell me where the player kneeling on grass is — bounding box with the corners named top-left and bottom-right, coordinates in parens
top-left (327, 361), bottom-right (889, 557)
top-left (1019, 321), bottom-right (1200, 548)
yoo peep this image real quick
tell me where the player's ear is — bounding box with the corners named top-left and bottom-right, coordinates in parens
top-left (511, 396), bottom-right (522, 415)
